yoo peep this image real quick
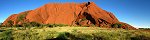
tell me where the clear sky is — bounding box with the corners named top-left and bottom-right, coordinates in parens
top-left (0, 0), bottom-right (150, 28)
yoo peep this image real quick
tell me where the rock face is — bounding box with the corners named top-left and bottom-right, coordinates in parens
top-left (2, 2), bottom-right (136, 29)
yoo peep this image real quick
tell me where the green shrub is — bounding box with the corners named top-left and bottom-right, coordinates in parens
top-left (13, 29), bottom-right (58, 40)
top-left (111, 23), bottom-right (122, 28)
top-left (10, 22), bottom-right (68, 27)
top-left (56, 32), bottom-right (70, 40)
top-left (1, 26), bottom-right (150, 40)
top-left (80, 18), bottom-right (87, 22)
top-left (130, 35), bottom-right (150, 40)
top-left (72, 29), bottom-right (77, 32)
top-left (75, 22), bottom-right (81, 26)
top-left (56, 32), bottom-right (93, 40)
top-left (21, 22), bottom-right (41, 27)
top-left (43, 24), bottom-right (68, 27)
top-left (6, 20), bottom-right (13, 27)
top-left (91, 24), bottom-right (96, 27)
top-left (0, 30), bottom-right (5, 32)
top-left (0, 30), bottom-right (13, 40)
top-left (13, 30), bottom-right (39, 40)
top-left (54, 24), bottom-right (68, 27)
top-left (139, 28), bottom-right (150, 30)
top-left (73, 33), bottom-right (93, 40)
top-left (17, 13), bottom-right (28, 21)
top-left (29, 22), bottom-right (41, 27)
top-left (12, 24), bottom-right (22, 27)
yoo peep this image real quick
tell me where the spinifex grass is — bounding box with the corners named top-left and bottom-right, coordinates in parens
top-left (0, 26), bottom-right (150, 40)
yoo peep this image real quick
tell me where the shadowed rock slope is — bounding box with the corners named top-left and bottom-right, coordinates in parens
top-left (2, 2), bottom-right (136, 29)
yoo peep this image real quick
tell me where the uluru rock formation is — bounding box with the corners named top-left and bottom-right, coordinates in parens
top-left (2, 2), bottom-right (136, 29)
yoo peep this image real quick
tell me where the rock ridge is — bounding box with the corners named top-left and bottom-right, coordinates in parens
top-left (2, 2), bottom-right (136, 29)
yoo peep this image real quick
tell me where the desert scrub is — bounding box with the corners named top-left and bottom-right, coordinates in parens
top-left (0, 30), bottom-right (13, 40)
top-left (12, 28), bottom-right (58, 40)
top-left (5, 20), bottom-right (14, 27)
top-left (0, 27), bottom-right (150, 40)
top-left (42, 24), bottom-right (68, 27)
top-left (80, 18), bottom-right (87, 22)
top-left (111, 23), bottom-right (122, 28)
top-left (17, 12), bottom-right (28, 21)
top-left (55, 32), bottom-right (70, 40)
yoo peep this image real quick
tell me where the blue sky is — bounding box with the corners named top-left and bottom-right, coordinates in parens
top-left (0, 0), bottom-right (150, 28)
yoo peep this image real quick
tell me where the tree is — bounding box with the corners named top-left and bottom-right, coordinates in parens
top-left (111, 23), bottom-right (122, 28)
top-left (17, 13), bottom-right (28, 22)
top-left (7, 20), bottom-right (13, 27)
top-left (22, 22), bottom-right (41, 27)
top-left (17, 14), bottom-right (26, 21)
top-left (12, 24), bottom-right (21, 27)
top-left (29, 22), bottom-right (41, 27)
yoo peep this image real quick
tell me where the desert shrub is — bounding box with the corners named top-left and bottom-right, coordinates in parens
top-left (1, 26), bottom-right (150, 40)
top-left (53, 24), bottom-right (68, 27)
top-left (56, 32), bottom-right (70, 40)
top-left (13, 29), bottom-right (58, 40)
top-left (111, 23), bottom-right (122, 28)
top-left (92, 31), bottom-right (115, 40)
top-left (37, 24), bottom-right (53, 27)
top-left (29, 22), bottom-right (41, 27)
top-left (13, 30), bottom-right (39, 40)
top-left (22, 22), bottom-right (68, 27)
top-left (17, 13), bottom-right (28, 21)
top-left (22, 22), bottom-right (30, 27)
top-left (21, 22), bottom-right (41, 27)
top-left (8, 20), bottom-right (13, 24)
top-left (43, 24), bottom-right (68, 27)
top-left (0, 30), bottom-right (13, 40)
top-left (12, 22), bottom-right (68, 27)
top-left (75, 18), bottom-right (87, 26)
top-left (130, 35), bottom-right (150, 40)
top-left (12, 24), bottom-right (22, 27)
top-left (38, 31), bottom-right (57, 40)
top-left (74, 33), bottom-right (93, 40)
top-left (139, 28), bottom-right (150, 30)
top-left (72, 29), bottom-right (77, 32)
top-left (55, 32), bottom-right (93, 40)
top-left (0, 29), bottom-right (5, 32)
top-left (6, 20), bottom-right (13, 27)
top-left (75, 22), bottom-right (81, 26)
top-left (80, 18), bottom-right (87, 22)
top-left (91, 24), bottom-right (96, 27)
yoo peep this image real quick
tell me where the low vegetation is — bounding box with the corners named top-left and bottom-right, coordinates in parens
top-left (1, 22), bottom-right (149, 40)
top-left (17, 12), bottom-right (28, 21)
top-left (111, 23), bottom-right (122, 28)
top-left (0, 26), bottom-right (150, 40)
top-left (5, 20), bottom-right (14, 27)
top-left (3, 21), bottom-right (68, 28)
top-left (139, 28), bottom-right (150, 30)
